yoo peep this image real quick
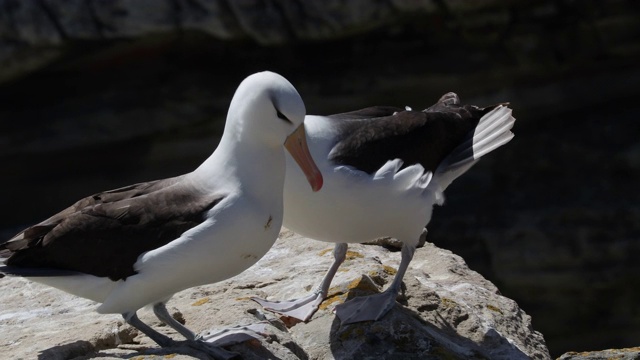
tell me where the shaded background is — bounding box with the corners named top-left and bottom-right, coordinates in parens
top-left (1, 0), bottom-right (639, 357)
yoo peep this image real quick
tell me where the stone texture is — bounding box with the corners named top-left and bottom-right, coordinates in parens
top-left (0, 0), bottom-right (434, 82)
top-left (2, 0), bottom-right (638, 83)
top-left (363, 228), bottom-right (428, 249)
top-left (0, 230), bottom-right (550, 359)
top-left (558, 347), bottom-right (640, 360)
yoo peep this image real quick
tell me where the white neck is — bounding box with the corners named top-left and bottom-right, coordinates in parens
top-left (189, 126), bottom-right (286, 204)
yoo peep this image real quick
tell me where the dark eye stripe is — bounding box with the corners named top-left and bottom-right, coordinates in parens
top-left (276, 109), bottom-right (292, 124)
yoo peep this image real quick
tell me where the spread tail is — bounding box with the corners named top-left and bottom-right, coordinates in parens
top-left (430, 104), bottom-right (515, 200)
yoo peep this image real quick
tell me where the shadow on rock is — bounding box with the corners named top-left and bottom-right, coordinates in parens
top-left (38, 340), bottom-right (94, 360)
top-left (328, 302), bottom-right (533, 360)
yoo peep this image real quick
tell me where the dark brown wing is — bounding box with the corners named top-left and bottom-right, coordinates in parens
top-left (1, 176), bottom-right (224, 281)
top-left (327, 93), bottom-right (496, 174)
top-left (329, 106), bottom-right (405, 120)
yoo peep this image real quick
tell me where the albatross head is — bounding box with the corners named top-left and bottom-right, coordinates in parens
top-left (227, 71), bottom-right (323, 192)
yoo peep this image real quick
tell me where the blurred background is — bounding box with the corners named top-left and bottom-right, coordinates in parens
top-left (1, 0), bottom-right (639, 357)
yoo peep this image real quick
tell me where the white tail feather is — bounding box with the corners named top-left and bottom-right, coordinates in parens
top-left (430, 105), bottom-right (515, 195)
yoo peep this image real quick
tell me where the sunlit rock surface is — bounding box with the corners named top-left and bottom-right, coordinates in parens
top-left (0, 230), bottom-right (550, 359)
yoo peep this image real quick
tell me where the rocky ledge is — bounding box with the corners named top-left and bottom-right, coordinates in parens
top-left (559, 348), bottom-right (640, 360)
top-left (0, 229), bottom-right (550, 359)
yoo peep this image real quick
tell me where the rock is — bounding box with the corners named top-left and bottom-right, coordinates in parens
top-left (0, 229), bottom-right (550, 359)
top-left (364, 228), bottom-right (428, 250)
top-left (558, 348), bottom-right (640, 360)
top-left (0, 0), bottom-right (437, 82)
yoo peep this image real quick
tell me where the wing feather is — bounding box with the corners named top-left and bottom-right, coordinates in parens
top-left (1, 176), bottom-right (224, 281)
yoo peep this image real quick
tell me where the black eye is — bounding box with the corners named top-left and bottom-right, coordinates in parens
top-left (276, 109), bottom-right (292, 123)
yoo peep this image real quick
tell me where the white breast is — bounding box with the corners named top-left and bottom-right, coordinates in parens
top-left (283, 116), bottom-right (437, 246)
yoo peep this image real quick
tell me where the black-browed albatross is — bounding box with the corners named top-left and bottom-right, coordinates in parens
top-left (253, 92), bottom-right (515, 324)
top-left (0, 71), bottom-right (323, 357)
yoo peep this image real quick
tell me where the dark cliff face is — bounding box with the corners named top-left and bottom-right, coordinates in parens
top-left (1, 0), bottom-right (639, 357)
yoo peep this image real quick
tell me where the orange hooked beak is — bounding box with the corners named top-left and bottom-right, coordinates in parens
top-left (284, 124), bottom-right (323, 192)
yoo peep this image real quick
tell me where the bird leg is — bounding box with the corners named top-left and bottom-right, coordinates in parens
top-left (123, 311), bottom-right (177, 348)
top-left (153, 302), bottom-right (196, 340)
top-left (252, 242), bottom-right (348, 321)
top-left (125, 308), bottom-right (238, 360)
top-left (155, 302), bottom-right (269, 355)
top-left (335, 241), bottom-right (417, 324)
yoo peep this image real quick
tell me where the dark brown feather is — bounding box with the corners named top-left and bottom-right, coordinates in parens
top-left (1, 175), bottom-right (224, 281)
top-left (328, 93), bottom-right (496, 174)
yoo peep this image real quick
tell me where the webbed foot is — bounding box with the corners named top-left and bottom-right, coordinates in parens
top-left (251, 291), bottom-right (324, 321)
top-left (334, 291), bottom-right (398, 325)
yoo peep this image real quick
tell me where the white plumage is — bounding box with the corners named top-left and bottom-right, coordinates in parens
top-left (1, 71), bottom-right (323, 356)
top-left (254, 94), bottom-right (515, 324)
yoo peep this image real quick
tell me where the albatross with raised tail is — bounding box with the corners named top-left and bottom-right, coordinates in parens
top-left (253, 92), bottom-right (515, 324)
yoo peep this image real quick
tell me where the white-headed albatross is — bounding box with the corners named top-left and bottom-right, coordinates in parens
top-left (0, 71), bottom-right (323, 357)
top-left (252, 92), bottom-right (515, 324)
